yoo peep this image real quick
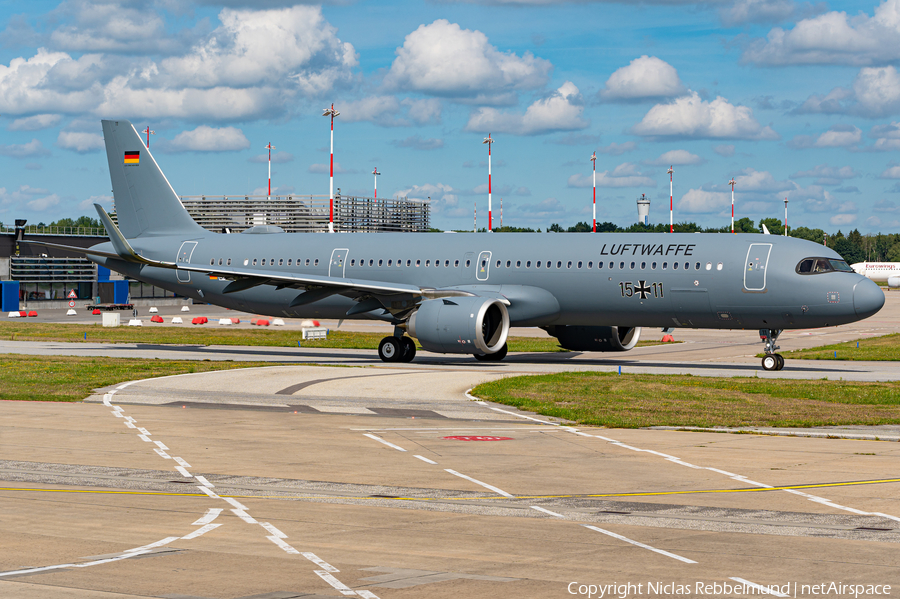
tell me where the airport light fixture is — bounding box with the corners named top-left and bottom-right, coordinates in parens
top-left (784, 197), bottom-right (789, 236)
top-left (483, 134), bottom-right (494, 232)
top-left (142, 126), bottom-right (155, 149)
top-left (323, 104), bottom-right (340, 233)
top-left (264, 143), bottom-right (276, 201)
top-left (729, 177), bottom-right (736, 234)
top-left (591, 151), bottom-right (597, 233)
top-left (373, 167), bottom-right (381, 204)
top-left (667, 166), bottom-right (674, 233)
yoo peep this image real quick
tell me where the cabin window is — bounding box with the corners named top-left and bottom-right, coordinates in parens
top-left (496, 260), bottom-right (501, 268)
top-left (640, 262), bottom-right (646, 269)
top-left (619, 262), bottom-right (625, 269)
top-left (244, 259), bottom-right (249, 266)
top-left (445, 260), bottom-right (450, 267)
top-left (684, 262), bottom-right (689, 270)
top-left (516, 260), bottom-right (521, 268)
top-left (662, 262), bottom-right (668, 269)
top-left (350, 259), bottom-right (355, 266)
top-left (695, 262), bottom-right (700, 270)
top-left (454, 260), bottom-right (459, 267)
top-left (279, 259), bottom-right (284, 266)
top-left (526, 261), bottom-right (532, 268)
top-left (706, 262), bottom-right (712, 270)
top-left (567, 261), bottom-right (572, 269)
top-left (416, 260), bottom-right (421, 267)
top-left (435, 259), bottom-right (439, 267)
top-left (673, 262), bottom-right (679, 270)
top-left (407, 259), bottom-right (412, 266)
top-left (608, 262), bottom-right (614, 269)
top-left (376, 259), bottom-right (381, 267)
top-left (305, 259), bottom-right (310, 266)
top-left (425, 260), bottom-right (430, 267)
top-left (368, 260), bottom-right (373, 266)
top-left (227, 259), bottom-right (232, 266)
top-left (252, 259), bottom-right (258, 266)
top-left (314, 259), bottom-right (319, 266)
top-left (465, 260), bottom-right (471, 267)
top-left (270, 258), bottom-right (275, 265)
top-left (630, 262), bottom-right (635, 269)
top-left (577, 261), bottom-right (583, 269)
top-left (210, 258), bottom-right (215, 265)
top-left (557, 261), bottom-right (562, 268)
top-left (536, 261), bottom-right (541, 267)
top-left (506, 260), bottom-right (512, 267)
top-left (286, 259), bottom-right (291, 266)
top-left (717, 262), bottom-right (723, 271)
top-left (218, 258), bottom-right (223, 266)
top-left (598, 261), bottom-right (603, 269)
top-left (261, 259), bottom-right (266, 266)
top-left (651, 262), bottom-right (657, 270)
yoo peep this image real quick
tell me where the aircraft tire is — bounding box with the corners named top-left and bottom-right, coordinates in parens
top-left (774, 354), bottom-right (785, 370)
top-left (399, 337), bottom-right (416, 363)
top-left (378, 337), bottom-right (402, 362)
top-left (474, 342), bottom-right (508, 362)
top-left (761, 354), bottom-right (778, 371)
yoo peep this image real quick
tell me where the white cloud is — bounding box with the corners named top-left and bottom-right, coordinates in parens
top-left (743, 0), bottom-right (900, 66)
top-left (384, 19), bottom-right (551, 102)
top-left (0, 6), bottom-right (356, 121)
top-left (163, 126), bottom-right (250, 152)
top-left (340, 96), bottom-right (404, 126)
top-left (248, 151), bottom-right (294, 164)
top-left (787, 125), bottom-right (862, 149)
top-left (644, 149), bottom-right (704, 166)
top-left (465, 81), bottom-right (588, 135)
top-left (868, 122), bottom-right (900, 151)
top-left (597, 141), bottom-right (638, 155)
top-left (790, 164), bottom-right (859, 185)
top-left (27, 193), bottom-right (61, 212)
top-left (402, 98), bottom-right (442, 125)
top-left (57, 131), bottom-right (104, 153)
top-left (79, 194), bottom-right (113, 211)
top-left (395, 182), bottom-right (464, 216)
top-left (678, 188), bottom-right (731, 213)
top-left (0, 139), bottom-right (50, 158)
top-left (48, 0), bottom-right (176, 54)
top-left (720, 0), bottom-right (798, 25)
top-left (853, 66), bottom-right (900, 117)
top-left (568, 162), bottom-right (656, 189)
top-left (881, 165), bottom-right (900, 178)
top-left (632, 92), bottom-right (778, 140)
top-left (600, 56), bottom-right (685, 102)
top-left (830, 213), bottom-right (857, 226)
top-left (8, 114), bottom-right (61, 131)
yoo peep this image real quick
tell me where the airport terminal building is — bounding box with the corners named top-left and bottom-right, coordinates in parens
top-left (1, 194), bottom-right (430, 311)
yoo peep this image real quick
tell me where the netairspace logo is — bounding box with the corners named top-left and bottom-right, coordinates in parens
top-left (567, 581), bottom-right (893, 598)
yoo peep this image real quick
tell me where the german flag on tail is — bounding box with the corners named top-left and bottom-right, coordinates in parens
top-left (124, 151), bottom-right (140, 165)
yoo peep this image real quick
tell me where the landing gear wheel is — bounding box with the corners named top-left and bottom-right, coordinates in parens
top-left (399, 337), bottom-right (416, 363)
top-left (774, 354), bottom-right (785, 371)
top-left (378, 337), bottom-right (401, 362)
top-left (761, 354), bottom-right (778, 371)
top-left (474, 342), bottom-right (508, 362)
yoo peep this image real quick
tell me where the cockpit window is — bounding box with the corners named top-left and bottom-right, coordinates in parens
top-left (797, 257), bottom-right (853, 274)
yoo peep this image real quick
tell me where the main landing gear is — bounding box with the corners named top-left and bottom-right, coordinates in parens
top-left (378, 336), bottom-right (416, 363)
top-left (759, 329), bottom-right (785, 371)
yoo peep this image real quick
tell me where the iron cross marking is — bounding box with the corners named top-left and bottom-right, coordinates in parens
top-left (635, 280), bottom-right (652, 300)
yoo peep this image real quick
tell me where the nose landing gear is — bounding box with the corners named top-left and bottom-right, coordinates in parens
top-left (759, 329), bottom-right (784, 371)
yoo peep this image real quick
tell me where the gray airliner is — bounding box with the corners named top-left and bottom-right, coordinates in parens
top-left (30, 120), bottom-right (885, 370)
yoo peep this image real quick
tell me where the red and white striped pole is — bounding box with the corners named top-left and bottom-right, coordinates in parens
top-left (143, 126), bottom-right (154, 148)
top-left (667, 166), bottom-right (674, 233)
top-left (264, 142), bottom-right (275, 200)
top-left (483, 134), bottom-right (494, 232)
top-left (372, 167), bottom-right (380, 204)
top-left (729, 177), bottom-right (736, 234)
top-left (323, 104), bottom-right (340, 233)
top-left (590, 151), bottom-right (597, 232)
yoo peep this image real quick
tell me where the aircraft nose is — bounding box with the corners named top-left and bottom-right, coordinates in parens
top-left (853, 278), bottom-right (885, 317)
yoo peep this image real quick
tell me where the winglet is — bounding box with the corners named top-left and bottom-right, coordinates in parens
top-left (762, 223), bottom-right (770, 235)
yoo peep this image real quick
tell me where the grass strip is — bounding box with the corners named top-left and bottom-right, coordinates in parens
top-left (0, 322), bottom-right (674, 353)
top-left (471, 371), bottom-right (900, 428)
top-left (771, 333), bottom-right (900, 362)
top-left (0, 354), bottom-right (280, 402)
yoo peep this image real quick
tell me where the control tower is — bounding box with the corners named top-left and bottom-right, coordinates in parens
top-left (636, 193), bottom-right (650, 225)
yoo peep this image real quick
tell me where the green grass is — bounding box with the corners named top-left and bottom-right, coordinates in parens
top-left (0, 322), bottom-right (675, 353)
top-left (0, 354), bottom-right (279, 402)
top-left (471, 371), bottom-right (900, 428)
top-left (763, 333), bottom-right (900, 361)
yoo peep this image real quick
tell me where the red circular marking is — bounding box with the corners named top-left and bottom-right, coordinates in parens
top-left (442, 436), bottom-right (512, 441)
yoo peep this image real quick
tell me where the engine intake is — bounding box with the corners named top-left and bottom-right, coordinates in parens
top-left (545, 325), bottom-right (641, 352)
top-left (408, 297), bottom-right (510, 355)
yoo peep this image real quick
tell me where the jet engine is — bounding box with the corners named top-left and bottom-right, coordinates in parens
top-left (408, 297), bottom-right (509, 355)
top-left (889, 276), bottom-right (900, 289)
top-left (544, 325), bottom-right (641, 352)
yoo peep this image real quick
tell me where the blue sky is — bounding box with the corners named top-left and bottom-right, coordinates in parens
top-left (2, 0), bottom-right (900, 232)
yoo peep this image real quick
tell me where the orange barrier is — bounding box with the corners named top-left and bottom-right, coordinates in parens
top-left (191, 316), bottom-right (208, 325)
top-left (231, 317), bottom-right (240, 324)
top-left (257, 319), bottom-right (270, 326)
top-left (92, 309), bottom-right (102, 315)
top-left (19, 311), bottom-right (27, 317)
top-left (661, 334), bottom-right (675, 342)
top-left (27, 311), bottom-right (37, 317)
top-left (150, 315), bottom-right (164, 323)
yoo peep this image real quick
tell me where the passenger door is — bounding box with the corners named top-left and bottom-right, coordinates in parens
top-left (744, 244), bottom-right (772, 292)
top-left (329, 248), bottom-right (348, 278)
top-left (476, 250), bottom-right (492, 281)
top-left (175, 241), bottom-right (197, 283)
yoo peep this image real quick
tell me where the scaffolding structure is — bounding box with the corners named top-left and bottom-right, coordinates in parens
top-left (178, 194), bottom-right (430, 233)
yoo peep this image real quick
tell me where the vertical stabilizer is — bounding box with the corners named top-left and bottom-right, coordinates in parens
top-left (102, 120), bottom-right (205, 239)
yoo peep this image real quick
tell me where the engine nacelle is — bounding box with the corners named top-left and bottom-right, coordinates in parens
top-left (408, 297), bottom-right (510, 355)
top-left (545, 325), bottom-right (641, 352)
top-left (889, 276), bottom-right (900, 289)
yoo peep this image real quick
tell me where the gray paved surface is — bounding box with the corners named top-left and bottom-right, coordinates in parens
top-left (1, 292), bottom-right (899, 597)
